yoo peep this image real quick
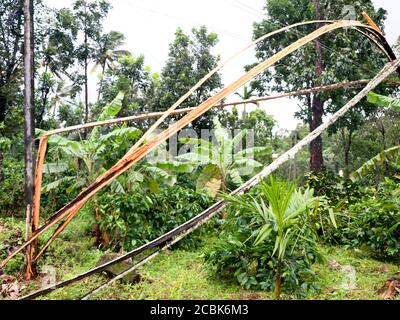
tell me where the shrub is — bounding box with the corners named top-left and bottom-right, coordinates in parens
top-left (97, 185), bottom-right (214, 251)
top-left (346, 178), bottom-right (400, 259)
top-left (305, 170), bottom-right (363, 244)
top-left (0, 158), bottom-right (24, 217)
top-left (204, 177), bottom-right (323, 298)
top-left (305, 170), bottom-right (363, 208)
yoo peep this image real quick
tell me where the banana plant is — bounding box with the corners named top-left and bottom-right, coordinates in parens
top-left (367, 92), bottom-right (400, 109)
top-left (223, 176), bottom-right (319, 299)
top-left (176, 117), bottom-right (271, 197)
top-left (350, 146), bottom-right (400, 182)
top-left (39, 92), bottom-right (177, 195)
top-left (349, 93), bottom-right (400, 182)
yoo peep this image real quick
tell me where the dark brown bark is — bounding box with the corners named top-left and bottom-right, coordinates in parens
top-left (274, 269), bottom-right (281, 300)
top-left (23, 0), bottom-right (36, 280)
top-left (310, 0), bottom-right (325, 172)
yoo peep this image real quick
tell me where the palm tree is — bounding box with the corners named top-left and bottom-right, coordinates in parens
top-left (23, 0), bottom-right (36, 280)
top-left (93, 31), bottom-right (130, 101)
top-left (50, 79), bottom-right (80, 118)
top-left (234, 85), bottom-right (259, 120)
top-left (224, 176), bottom-right (319, 299)
top-left (350, 92), bottom-right (400, 181)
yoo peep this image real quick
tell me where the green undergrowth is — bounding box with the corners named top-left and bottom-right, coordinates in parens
top-left (1, 216), bottom-right (399, 300)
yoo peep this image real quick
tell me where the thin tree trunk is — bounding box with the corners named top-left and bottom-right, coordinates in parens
top-left (0, 95), bottom-right (7, 123)
top-left (23, 0), bottom-right (36, 280)
top-left (378, 120), bottom-right (390, 175)
top-left (310, 0), bottom-right (325, 172)
top-left (97, 63), bottom-right (106, 102)
top-left (341, 128), bottom-right (353, 179)
top-left (274, 268), bottom-right (281, 300)
top-left (83, 0), bottom-right (89, 138)
top-left (38, 64), bottom-right (49, 127)
top-left (85, 59), bottom-right (89, 124)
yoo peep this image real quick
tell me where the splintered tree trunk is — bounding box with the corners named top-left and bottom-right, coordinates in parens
top-left (310, 0), bottom-right (325, 172)
top-left (23, 0), bottom-right (36, 280)
top-left (12, 61), bottom-right (400, 300)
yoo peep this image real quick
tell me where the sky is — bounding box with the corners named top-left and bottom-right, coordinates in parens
top-left (44, 0), bottom-right (400, 131)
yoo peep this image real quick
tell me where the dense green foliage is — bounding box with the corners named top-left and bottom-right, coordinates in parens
top-left (346, 178), bottom-right (400, 258)
top-left (176, 117), bottom-right (272, 197)
top-left (0, 158), bottom-right (25, 216)
top-left (97, 185), bottom-right (213, 251)
top-left (251, 0), bottom-right (395, 173)
top-left (204, 178), bottom-right (323, 297)
top-left (1, 0), bottom-right (400, 301)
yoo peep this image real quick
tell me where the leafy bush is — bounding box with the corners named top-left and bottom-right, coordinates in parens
top-left (0, 218), bottom-right (25, 274)
top-left (40, 178), bottom-right (79, 216)
top-left (305, 170), bottom-right (362, 244)
top-left (204, 177), bottom-right (323, 298)
top-left (346, 178), bottom-right (400, 259)
top-left (0, 158), bottom-right (24, 217)
top-left (305, 170), bottom-right (363, 208)
top-left (97, 185), bottom-right (214, 251)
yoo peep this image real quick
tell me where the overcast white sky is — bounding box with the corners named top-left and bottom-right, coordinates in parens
top-left (45, 0), bottom-right (400, 131)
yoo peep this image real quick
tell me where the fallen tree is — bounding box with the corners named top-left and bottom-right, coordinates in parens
top-left (20, 59), bottom-right (400, 300)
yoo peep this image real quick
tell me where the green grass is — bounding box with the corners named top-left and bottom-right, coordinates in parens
top-left (1, 215), bottom-right (399, 300)
top-left (91, 246), bottom-right (399, 300)
top-left (92, 250), bottom-right (272, 300)
top-left (309, 246), bottom-right (400, 300)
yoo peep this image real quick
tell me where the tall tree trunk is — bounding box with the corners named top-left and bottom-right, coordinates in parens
top-left (97, 63), bottom-right (106, 102)
top-left (377, 120), bottom-right (390, 175)
top-left (0, 95), bottom-right (7, 123)
top-left (23, 0), bottom-right (36, 280)
top-left (310, 0), bottom-right (325, 172)
top-left (37, 64), bottom-right (49, 127)
top-left (341, 128), bottom-right (353, 179)
top-left (85, 58), bottom-right (89, 124)
top-left (83, 0), bottom-right (89, 138)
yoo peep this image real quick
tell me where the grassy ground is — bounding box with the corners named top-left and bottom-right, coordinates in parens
top-left (0, 215), bottom-right (399, 300)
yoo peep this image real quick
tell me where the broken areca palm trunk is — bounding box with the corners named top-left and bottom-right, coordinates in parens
top-left (3, 19), bottom-right (398, 278)
top-left (31, 79), bottom-right (396, 262)
top-left (20, 59), bottom-right (400, 300)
